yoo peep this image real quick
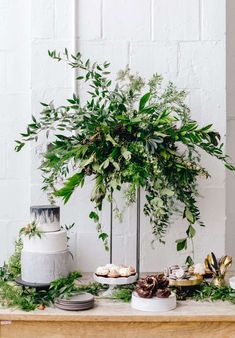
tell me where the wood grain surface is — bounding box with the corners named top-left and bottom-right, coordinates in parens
top-left (1, 273), bottom-right (235, 338)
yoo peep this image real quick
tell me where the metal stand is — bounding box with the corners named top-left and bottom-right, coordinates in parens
top-left (136, 187), bottom-right (141, 279)
top-left (110, 198), bottom-right (113, 264)
top-left (109, 188), bottom-right (141, 279)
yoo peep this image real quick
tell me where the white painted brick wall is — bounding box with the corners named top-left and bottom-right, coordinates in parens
top-left (0, 0), bottom-right (31, 265)
top-left (31, 0), bottom-right (54, 39)
top-left (201, 0), bottom-right (226, 40)
top-left (103, 0), bottom-right (151, 40)
top-left (153, 0), bottom-right (199, 41)
top-left (177, 41), bottom-right (225, 90)
top-left (76, 0), bottom-right (101, 40)
top-left (0, 0), bottom-right (227, 272)
top-left (130, 42), bottom-right (178, 78)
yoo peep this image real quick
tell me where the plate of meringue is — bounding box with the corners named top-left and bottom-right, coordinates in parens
top-left (94, 264), bottom-right (137, 285)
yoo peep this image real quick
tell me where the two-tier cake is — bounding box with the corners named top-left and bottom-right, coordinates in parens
top-left (21, 205), bottom-right (70, 284)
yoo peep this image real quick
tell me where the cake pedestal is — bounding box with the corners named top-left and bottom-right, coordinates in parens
top-left (15, 277), bottom-right (50, 290)
top-left (131, 292), bottom-right (176, 312)
top-left (93, 273), bottom-right (137, 296)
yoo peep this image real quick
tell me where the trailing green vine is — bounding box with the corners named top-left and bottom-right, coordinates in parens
top-left (111, 284), bottom-right (135, 303)
top-left (0, 272), bottom-right (110, 311)
top-left (190, 283), bottom-right (235, 303)
top-left (15, 49), bottom-right (235, 254)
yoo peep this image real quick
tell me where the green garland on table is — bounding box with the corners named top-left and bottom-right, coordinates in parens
top-left (0, 272), bottom-right (109, 311)
top-left (190, 283), bottom-right (235, 303)
top-left (111, 283), bottom-right (235, 304)
top-left (1, 272), bottom-right (235, 311)
top-left (111, 284), bottom-right (135, 303)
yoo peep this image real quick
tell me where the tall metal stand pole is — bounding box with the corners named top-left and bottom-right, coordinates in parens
top-left (110, 196), bottom-right (113, 264)
top-left (136, 187), bottom-right (141, 279)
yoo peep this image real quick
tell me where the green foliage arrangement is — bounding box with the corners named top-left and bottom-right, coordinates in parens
top-left (173, 282), bottom-right (235, 304)
top-left (15, 49), bottom-right (235, 253)
top-left (0, 271), bottom-right (83, 311)
top-left (0, 269), bottom-right (110, 311)
top-left (0, 238), bottom-right (23, 281)
top-left (111, 284), bottom-right (135, 302)
top-left (112, 282), bottom-right (235, 304)
top-left (19, 221), bottom-right (42, 239)
top-left (191, 283), bottom-right (235, 303)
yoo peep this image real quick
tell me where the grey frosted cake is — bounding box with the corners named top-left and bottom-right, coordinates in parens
top-left (21, 205), bottom-right (70, 284)
top-left (30, 205), bottom-right (60, 232)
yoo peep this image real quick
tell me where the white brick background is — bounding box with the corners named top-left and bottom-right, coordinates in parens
top-left (0, 0), bottom-right (31, 263)
top-left (0, 0), bottom-right (229, 272)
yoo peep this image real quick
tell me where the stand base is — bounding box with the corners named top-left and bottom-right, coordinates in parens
top-left (131, 292), bottom-right (176, 312)
top-left (15, 277), bottom-right (50, 290)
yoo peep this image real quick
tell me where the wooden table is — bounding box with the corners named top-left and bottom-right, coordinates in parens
top-left (1, 275), bottom-right (235, 338)
top-left (2, 297), bottom-right (235, 337)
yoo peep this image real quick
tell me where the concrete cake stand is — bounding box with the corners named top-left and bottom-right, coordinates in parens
top-left (15, 276), bottom-right (50, 290)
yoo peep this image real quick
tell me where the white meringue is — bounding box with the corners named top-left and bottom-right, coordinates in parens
top-left (96, 266), bottom-right (109, 276)
top-left (108, 269), bottom-right (120, 278)
top-left (119, 267), bottom-right (132, 277)
top-left (194, 263), bottom-right (205, 275)
top-left (105, 264), bottom-right (120, 271)
top-left (175, 268), bottom-right (185, 279)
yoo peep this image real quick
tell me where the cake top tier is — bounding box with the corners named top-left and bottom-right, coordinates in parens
top-left (31, 205), bottom-right (60, 210)
top-left (30, 205), bottom-right (60, 232)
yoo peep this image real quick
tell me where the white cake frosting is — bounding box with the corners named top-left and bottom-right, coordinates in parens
top-left (22, 230), bottom-right (67, 253)
top-left (30, 205), bottom-right (60, 232)
top-left (21, 205), bottom-right (71, 284)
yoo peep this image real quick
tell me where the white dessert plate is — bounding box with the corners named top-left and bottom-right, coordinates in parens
top-left (93, 273), bottom-right (137, 285)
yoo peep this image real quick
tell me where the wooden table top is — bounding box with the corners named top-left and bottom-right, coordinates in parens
top-left (1, 273), bottom-right (235, 323)
top-left (1, 298), bottom-right (235, 323)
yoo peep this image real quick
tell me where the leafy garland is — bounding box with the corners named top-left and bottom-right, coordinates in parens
top-left (15, 49), bottom-right (235, 255)
top-left (173, 282), bottom-right (235, 304)
top-left (111, 284), bottom-right (135, 302)
top-left (0, 272), bottom-right (100, 311)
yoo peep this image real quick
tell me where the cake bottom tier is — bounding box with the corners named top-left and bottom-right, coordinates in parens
top-left (21, 249), bottom-right (71, 284)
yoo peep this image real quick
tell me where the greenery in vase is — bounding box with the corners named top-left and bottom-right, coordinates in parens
top-left (15, 49), bottom-right (235, 256)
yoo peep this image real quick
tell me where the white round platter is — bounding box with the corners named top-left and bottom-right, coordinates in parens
top-left (131, 292), bottom-right (176, 312)
top-left (93, 273), bottom-right (137, 296)
top-left (93, 273), bottom-right (137, 285)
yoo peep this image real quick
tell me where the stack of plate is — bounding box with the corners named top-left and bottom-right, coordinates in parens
top-left (55, 293), bottom-right (94, 311)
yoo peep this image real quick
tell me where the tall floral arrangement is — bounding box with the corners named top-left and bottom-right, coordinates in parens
top-left (16, 49), bottom-right (235, 259)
